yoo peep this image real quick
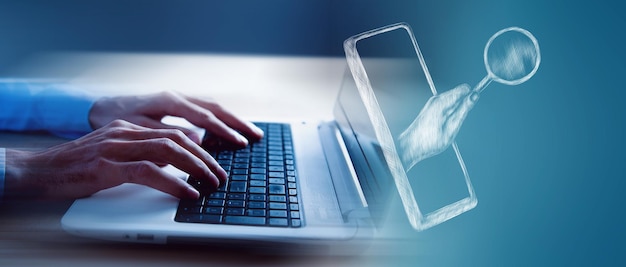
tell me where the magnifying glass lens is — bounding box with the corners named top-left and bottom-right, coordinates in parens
top-left (485, 27), bottom-right (540, 85)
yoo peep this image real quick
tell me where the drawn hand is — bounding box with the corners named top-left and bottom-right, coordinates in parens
top-left (398, 84), bottom-right (478, 170)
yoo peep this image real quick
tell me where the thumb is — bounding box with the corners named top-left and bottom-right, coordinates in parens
top-left (443, 84), bottom-right (474, 139)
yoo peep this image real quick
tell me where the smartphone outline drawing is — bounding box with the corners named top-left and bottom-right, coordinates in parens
top-left (343, 22), bottom-right (478, 231)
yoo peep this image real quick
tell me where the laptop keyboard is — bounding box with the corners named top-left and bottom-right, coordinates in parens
top-left (175, 123), bottom-right (302, 228)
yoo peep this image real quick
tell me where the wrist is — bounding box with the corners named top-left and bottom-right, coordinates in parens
top-left (88, 97), bottom-right (111, 130)
top-left (4, 149), bottom-right (41, 199)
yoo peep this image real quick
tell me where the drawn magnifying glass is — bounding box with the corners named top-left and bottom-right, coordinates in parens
top-left (473, 27), bottom-right (540, 96)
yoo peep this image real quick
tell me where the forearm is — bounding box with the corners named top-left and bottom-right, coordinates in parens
top-left (3, 149), bottom-right (42, 199)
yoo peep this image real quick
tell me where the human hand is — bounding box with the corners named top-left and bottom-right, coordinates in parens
top-left (4, 120), bottom-right (226, 199)
top-left (398, 84), bottom-right (478, 170)
top-left (88, 91), bottom-right (264, 146)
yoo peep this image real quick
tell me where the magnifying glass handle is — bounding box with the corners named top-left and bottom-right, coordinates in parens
top-left (473, 75), bottom-right (492, 94)
top-left (469, 75), bottom-right (492, 102)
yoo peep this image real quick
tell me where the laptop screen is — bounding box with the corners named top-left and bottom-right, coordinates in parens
top-left (335, 23), bottom-right (477, 231)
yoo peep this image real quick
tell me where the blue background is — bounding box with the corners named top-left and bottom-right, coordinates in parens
top-left (1, 0), bottom-right (624, 266)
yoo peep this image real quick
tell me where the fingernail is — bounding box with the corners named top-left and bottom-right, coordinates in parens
top-left (186, 186), bottom-right (200, 199)
top-left (237, 134), bottom-right (249, 145)
top-left (254, 125), bottom-right (264, 136)
top-left (218, 169), bottom-right (228, 184)
top-left (206, 169), bottom-right (225, 189)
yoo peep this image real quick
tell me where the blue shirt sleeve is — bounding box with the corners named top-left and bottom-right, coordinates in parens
top-left (0, 81), bottom-right (97, 138)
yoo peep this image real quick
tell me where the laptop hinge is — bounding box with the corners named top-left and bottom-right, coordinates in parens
top-left (318, 121), bottom-right (371, 221)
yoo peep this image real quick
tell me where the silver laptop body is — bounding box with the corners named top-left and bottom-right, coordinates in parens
top-left (62, 22), bottom-right (476, 248)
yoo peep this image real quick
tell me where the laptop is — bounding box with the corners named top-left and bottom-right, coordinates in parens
top-left (62, 23), bottom-right (476, 249)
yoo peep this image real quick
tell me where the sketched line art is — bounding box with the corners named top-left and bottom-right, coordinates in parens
top-left (345, 24), bottom-right (540, 231)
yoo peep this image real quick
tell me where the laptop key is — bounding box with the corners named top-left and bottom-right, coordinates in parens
top-left (227, 200), bottom-right (245, 208)
top-left (269, 184), bottom-right (286, 195)
top-left (232, 169), bottom-right (248, 175)
top-left (177, 122), bottom-right (302, 228)
top-left (208, 192), bottom-right (226, 199)
top-left (230, 181), bottom-right (247, 193)
top-left (268, 150), bottom-right (283, 155)
top-left (269, 178), bottom-right (285, 184)
top-left (269, 210), bottom-right (288, 218)
top-left (206, 199), bottom-right (225, 206)
top-left (250, 174), bottom-right (266, 180)
top-left (249, 187), bottom-right (266, 194)
top-left (205, 207), bottom-right (224, 215)
top-left (200, 215), bottom-right (223, 223)
top-left (248, 201), bottom-right (266, 209)
top-left (290, 211), bottom-right (300, 219)
top-left (225, 216), bottom-right (266, 226)
top-left (251, 157), bottom-right (266, 163)
top-left (250, 168), bottom-right (266, 174)
top-left (250, 162), bottom-right (265, 168)
top-left (268, 160), bottom-right (283, 166)
top-left (249, 180), bottom-right (265, 187)
top-left (269, 172), bottom-right (284, 178)
top-left (268, 166), bottom-right (284, 172)
top-left (233, 163), bottom-right (249, 169)
top-left (268, 155), bottom-right (283, 161)
top-left (269, 195), bottom-right (286, 202)
top-left (249, 194), bottom-right (266, 201)
top-left (178, 206), bottom-right (201, 214)
top-left (247, 209), bottom-right (266, 217)
top-left (231, 175), bottom-right (248, 181)
top-left (228, 193), bottom-right (246, 200)
top-left (269, 202), bottom-right (287, 210)
top-left (226, 208), bottom-right (245, 216)
top-left (269, 218), bottom-right (288, 227)
top-left (217, 154), bottom-right (232, 160)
